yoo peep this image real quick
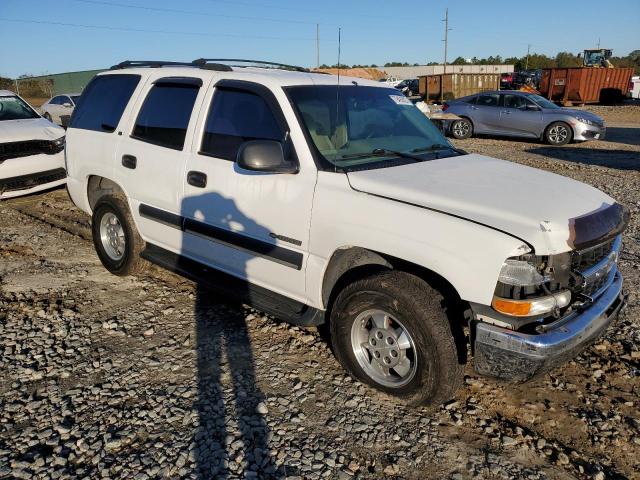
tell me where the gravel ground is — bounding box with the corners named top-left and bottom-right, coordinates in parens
top-left (1, 105), bottom-right (639, 479)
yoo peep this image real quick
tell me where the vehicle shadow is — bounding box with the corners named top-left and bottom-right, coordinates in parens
top-left (526, 147), bottom-right (640, 171)
top-left (178, 191), bottom-right (294, 479)
top-left (604, 126), bottom-right (640, 146)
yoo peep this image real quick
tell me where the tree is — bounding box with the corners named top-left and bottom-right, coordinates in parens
top-left (555, 51), bottom-right (582, 68)
top-left (451, 56), bottom-right (467, 65)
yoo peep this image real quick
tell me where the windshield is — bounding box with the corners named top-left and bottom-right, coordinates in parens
top-left (0, 95), bottom-right (40, 121)
top-left (287, 85), bottom-right (456, 170)
top-left (527, 94), bottom-right (560, 110)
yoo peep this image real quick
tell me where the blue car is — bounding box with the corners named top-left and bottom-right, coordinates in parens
top-left (444, 90), bottom-right (605, 145)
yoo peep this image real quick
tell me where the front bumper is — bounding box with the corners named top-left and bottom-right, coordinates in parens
top-left (473, 270), bottom-right (625, 382)
top-left (573, 122), bottom-right (605, 141)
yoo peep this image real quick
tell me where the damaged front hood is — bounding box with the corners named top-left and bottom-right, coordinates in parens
top-left (346, 153), bottom-right (619, 254)
top-left (0, 118), bottom-right (64, 143)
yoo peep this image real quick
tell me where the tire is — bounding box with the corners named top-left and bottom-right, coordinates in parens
top-left (450, 118), bottom-right (473, 139)
top-left (330, 270), bottom-right (464, 406)
top-left (43, 112), bottom-right (52, 122)
top-left (91, 194), bottom-right (147, 276)
top-left (544, 121), bottom-right (572, 145)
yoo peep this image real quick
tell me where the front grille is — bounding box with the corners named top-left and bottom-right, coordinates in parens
top-left (571, 238), bottom-right (615, 271)
top-left (0, 168), bottom-right (66, 193)
top-left (0, 140), bottom-right (64, 162)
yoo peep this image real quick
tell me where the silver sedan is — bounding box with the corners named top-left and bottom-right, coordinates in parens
top-left (444, 91), bottom-right (605, 145)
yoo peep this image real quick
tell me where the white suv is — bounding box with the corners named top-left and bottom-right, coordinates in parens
top-left (1, 90), bottom-right (66, 199)
top-left (65, 60), bottom-right (627, 405)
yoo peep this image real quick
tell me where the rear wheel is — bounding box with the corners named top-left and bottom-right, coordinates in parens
top-left (330, 271), bottom-right (464, 406)
top-left (545, 121), bottom-right (572, 145)
top-left (450, 118), bottom-right (473, 139)
top-left (91, 194), bottom-right (147, 276)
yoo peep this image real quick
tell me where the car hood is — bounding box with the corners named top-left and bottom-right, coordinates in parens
top-left (346, 153), bottom-right (616, 254)
top-left (0, 118), bottom-right (65, 143)
top-left (545, 108), bottom-right (604, 123)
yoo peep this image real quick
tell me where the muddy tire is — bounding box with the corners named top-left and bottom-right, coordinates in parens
top-left (450, 118), bottom-right (473, 139)
top-left (544, 121), bottom-right (573, 145)
top-left (330, 271), bottom-right (464, 406)
top-left (91, 194), bottom-right (147, 276)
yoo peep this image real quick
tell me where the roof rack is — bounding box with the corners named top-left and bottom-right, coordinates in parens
top-left (192, 58), bottom-right (309, 73)
top-left (109, 59), bottom-right (308, 73)
top-left (110, 60), bottom-right (197, 70)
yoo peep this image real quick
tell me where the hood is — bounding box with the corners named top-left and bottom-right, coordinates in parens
top-left (547, 108), bottom-right (604, 124)
top-left (346, 153), bottom-right (616, 254)
top-left (0, 118), bottom-right (65, 143)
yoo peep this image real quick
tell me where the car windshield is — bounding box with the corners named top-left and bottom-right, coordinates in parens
top-left (527, 94), bottom-right (560, 110)
top-left (0, 95), bottom-right (40, 121)
top-left (287, 85), bottom-right (458, 170)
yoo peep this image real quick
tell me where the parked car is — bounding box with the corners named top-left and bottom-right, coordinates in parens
top-left (65, 60), bottom-right (627, 406)
top-left (0, 90), bottom-right (66, 199)
top-left (41, 93), bottom-right (81, 127)
top-left (395, 78), bottom-right (419, 97)
top-left (500, 72), bottom-right (514, 90)
top-left (444, 90), bottom-right (605, 145)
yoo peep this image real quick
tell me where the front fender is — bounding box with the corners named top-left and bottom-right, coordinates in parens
top-left (307, 172), bottom-right (527, 307)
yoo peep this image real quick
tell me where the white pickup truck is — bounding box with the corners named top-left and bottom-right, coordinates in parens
top-left (65, 60), bottom-right (627, 405)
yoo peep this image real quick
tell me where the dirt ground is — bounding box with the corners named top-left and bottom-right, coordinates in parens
top-left (0, 105), bottom-right (639, 479)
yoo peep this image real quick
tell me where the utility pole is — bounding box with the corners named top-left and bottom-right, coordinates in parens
top-left (525, 44), bottom-right (531, 70)
top-left (597, 37), bottom-right (600, 49)
top-left (14, 78), bottom-right (20, 95)
top-left (442, 8), bottom-right (450, 74)
top-left (316, 23), bottom-right (320, 69)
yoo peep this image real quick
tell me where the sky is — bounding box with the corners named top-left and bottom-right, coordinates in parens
top-left (1, 0), bottom-right (639, 78)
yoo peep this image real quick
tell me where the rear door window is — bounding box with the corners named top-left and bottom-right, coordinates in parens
top-left (132, 81), bottom-right (200, 150)
top-left (70, 74), bottom-right (140, 132)
top-left (200, 89), bottom-right (284, 161)
top-left (476, 94), bottom-right (500, 107)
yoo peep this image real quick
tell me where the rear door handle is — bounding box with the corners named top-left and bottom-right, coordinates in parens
top-left (122, 154), bottom-right (137, 169)
top-left (187, 171), bottom-right (207, 188)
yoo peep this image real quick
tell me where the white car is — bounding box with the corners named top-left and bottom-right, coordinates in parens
top-left (41, 93), bottom-right (81, 126)
top-left (65, 60), bottom-right (627, 406)
top-left (1, 90), bottom-right (66, 199)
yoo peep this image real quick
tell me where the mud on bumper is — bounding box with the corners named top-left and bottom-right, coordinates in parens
top-left (472, 271), bottom-right (625, 382)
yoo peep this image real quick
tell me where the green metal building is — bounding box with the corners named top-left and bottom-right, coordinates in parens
top-left (15, 69), bottom-right (105, 97)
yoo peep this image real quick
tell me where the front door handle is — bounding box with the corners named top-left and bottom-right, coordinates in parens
top-left (502, 110), bottom-right (511, 114)
top-left (122, 154), bottom-right (137, 169)
top-left (187, 171), bottom-right (207, 188)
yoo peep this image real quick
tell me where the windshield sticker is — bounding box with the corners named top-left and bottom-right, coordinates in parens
top-left (389, 95), bottom-right (413, 106)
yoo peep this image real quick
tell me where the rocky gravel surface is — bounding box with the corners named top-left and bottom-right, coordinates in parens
top-left (1, 105), bottom-right (639, 479)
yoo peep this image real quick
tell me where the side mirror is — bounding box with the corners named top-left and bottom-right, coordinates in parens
top-left (63, 102), bottom-right (72, 108)
top-left (236, 140), bottom-right (298, 174)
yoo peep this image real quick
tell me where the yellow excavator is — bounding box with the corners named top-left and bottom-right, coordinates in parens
top-left (583, 49), bottom-right (615, 68)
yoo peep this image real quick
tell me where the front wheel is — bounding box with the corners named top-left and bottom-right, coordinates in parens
top-left (330, 271), bottom-right (464, 406)
top-left (545, 121), bottom-right (572, 145)
top-left (91, 194), bottom-right (147, 276)
top-left (450, 118), bottom-right (473, 139)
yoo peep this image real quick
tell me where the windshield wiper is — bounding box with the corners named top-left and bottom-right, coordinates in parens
top-left (340, 148), bottom-right (426, 162)
top-left (411, 144), bottom-right (467, 155)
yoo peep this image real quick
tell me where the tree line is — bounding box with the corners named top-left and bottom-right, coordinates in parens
top-left (320, 50), bottom-right (640, 74)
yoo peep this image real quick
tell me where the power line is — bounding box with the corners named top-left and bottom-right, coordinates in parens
top-left (204, 0), bottom-right (392, 20)
top-left (67, 0), bottom-right (328, 26)
top-left (0, 17), bottom-right (320, 42)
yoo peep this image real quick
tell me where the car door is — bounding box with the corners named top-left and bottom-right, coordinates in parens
top-left (59, 96), bottom-right (74, 127)
top-left (499, 94), bottom-right (542, 137)
top-left (46, 96), bottom-right (62, 122)
top-left (469, 93), bottom-right (501, 133)
top-left (114, 73), bottom-right (209, 254)
top-left (181, 80), bottom-right (315, 301)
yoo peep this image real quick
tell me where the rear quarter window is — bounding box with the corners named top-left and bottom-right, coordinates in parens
top-left (70, 74), bottom-right (140, 132)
